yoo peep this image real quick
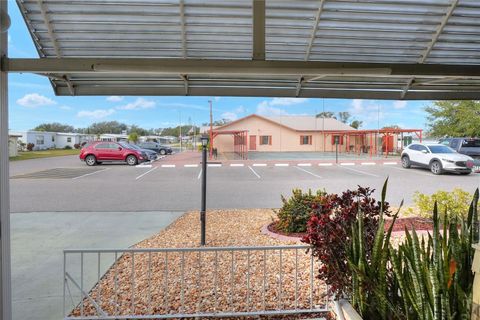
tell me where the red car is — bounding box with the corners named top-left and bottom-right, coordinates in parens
top-left (79, 141), bottom-right (147, 166)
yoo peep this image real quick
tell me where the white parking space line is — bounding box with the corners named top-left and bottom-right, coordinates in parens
top-left (208, 164), bottom-right (222, 167)
top-left (252, 163), bottom-right (267, 167)
top-left (197, 169), bottom-right (202, 180)
top-left (248, 166), bottom-right (261, 179)
top-left (72, 168), bottom-right (110, 180)
top-left (340, 162), bottom-right (355, 166)
top-left (383, 162), bottom-right (398, 165)
top-left (135, 167), bottom-right (158, 180)
top-left (340, 165), bottom-right (380, 177)
top-left (361, 162), bottom-right (376, 166)
top-left (297, 163), bottom-right (312, 167)
top-left (230, 163), bottom-right (244, 167)
top-left (135, 164), bottom-right (152, 168)
top-left (318, 163), bottom-right (333, 166)
top-left (184, 164), bottom-right (198, 168)
top-left (294, 166), bottom-right (322, 178)
top-left (275, 163), bottom-right (289, 167)
top-left (161, 164), bottom-right (176, 168)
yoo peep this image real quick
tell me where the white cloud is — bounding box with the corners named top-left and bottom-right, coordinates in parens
top-left (16, 93), bottom-right (56, 108)
top-left (221, 112), bottom-right (238, 122)
top-left (393, 101), bottom-right (407, 109)
top-left (214, 97), bottom-right (221, 101)
top-left (270, 98), bottom-right (308, 106)
top-left (256, 103), bottom-right (289, 116)
top-left (59, 105), bottom-right (73, 111)
top-left (106, 96), bottom-right (124, 102)
top-left (234, 105), bottom-right (246, 113)
top-left (77, 108), bottom-right (115, 119)
top-left (117, 98), bottom-right (155, 110)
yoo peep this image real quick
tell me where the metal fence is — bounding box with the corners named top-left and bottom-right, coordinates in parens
top-left (63, 245), bottom-right (329, 319)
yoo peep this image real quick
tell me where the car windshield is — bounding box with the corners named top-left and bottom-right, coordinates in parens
top-left (462, 139), bottom-right (480, 147)
top-left (428, 145), bottom-right (455, 153)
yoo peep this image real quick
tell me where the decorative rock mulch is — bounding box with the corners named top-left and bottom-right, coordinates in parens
top-left (70, 209), bottom-right (329, 319)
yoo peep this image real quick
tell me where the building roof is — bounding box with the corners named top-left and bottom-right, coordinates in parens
top-left (7, 0), bottom-right (480, 99)
top-left (266, 116), bottom-right (354, 131)
top-left (216, 114), bottom-right (354, 132)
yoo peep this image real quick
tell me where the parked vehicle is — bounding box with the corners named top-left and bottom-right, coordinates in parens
top-left (137, 141), bottom-right (172, 155)
top-left (79, 141), bottom-right (147, 166)
top-left (401, 143), bottom-right (474, 175)
top-left (122, 142), bottom-right (158, 161)
top-left (439, 137), bottom-right (480, 159)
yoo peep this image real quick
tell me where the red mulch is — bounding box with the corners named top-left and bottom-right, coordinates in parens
top-left (268, 217), bottom-right (434, 238)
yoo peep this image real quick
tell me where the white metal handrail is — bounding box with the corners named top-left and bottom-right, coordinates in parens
top-left (63, 245), bottom-right (328, 319)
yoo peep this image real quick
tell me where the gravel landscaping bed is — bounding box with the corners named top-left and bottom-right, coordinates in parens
top-left (70, 209), bottom-right (328, 319)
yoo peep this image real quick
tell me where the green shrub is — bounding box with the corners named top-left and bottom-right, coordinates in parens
top-left (406, 188), bottom-right (475, 220)
top-left (343, 180), bottom-right (478, 319)
top-left (64, 145), bottom-right (72, 149)
top-left (276, 188), bottom-right (325, 233)
top-left (26, 143), bottom-right (34, 151)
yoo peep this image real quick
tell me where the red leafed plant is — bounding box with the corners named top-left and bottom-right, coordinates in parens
top-left (301, 186), bottom-right (390, 298)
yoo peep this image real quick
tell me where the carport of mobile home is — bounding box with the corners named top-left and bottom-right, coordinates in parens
top-left (3, 0), bottom-right (480, 319)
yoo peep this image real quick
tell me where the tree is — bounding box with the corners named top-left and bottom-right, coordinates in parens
top-left (337, 111), bottom-right (351, 124)
top-left (201, 119), bottom-right (231, 126)
top-left (315, 111), bottom-right (336, 119)
top-left (32, 122), bottom-right (74, 133)
top-left (128, 132), bottom-right (139, 143)
top-left (382, 125), bottom-right (401, 130)
top-left (425, 100), bottom-right (480, 137)
top-left (86, 121), bottom-right (128, 134)
top-left (350, 120), bottom-right (363, 129)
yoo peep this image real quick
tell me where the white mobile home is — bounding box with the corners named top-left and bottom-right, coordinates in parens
top-left (11, 131), bottom-right (95, 150)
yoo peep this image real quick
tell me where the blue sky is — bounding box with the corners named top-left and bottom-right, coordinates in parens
top-left (8, 0), bottom-right (431, 132)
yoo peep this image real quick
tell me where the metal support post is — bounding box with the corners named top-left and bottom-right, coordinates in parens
top-left (0, 1), bottom-right (12, 318)
top-left (200, 140), bottom-right (208, 246)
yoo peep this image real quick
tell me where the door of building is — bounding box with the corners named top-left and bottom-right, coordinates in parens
top-left (249, 135), bottom-right (256, 151)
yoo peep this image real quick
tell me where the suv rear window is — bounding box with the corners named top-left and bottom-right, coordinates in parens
top-left (462, 139), bottom-right (480, 147)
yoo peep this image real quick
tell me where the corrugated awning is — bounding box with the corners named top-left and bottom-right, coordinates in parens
top-left (7, 0), bottom-right (480, 99)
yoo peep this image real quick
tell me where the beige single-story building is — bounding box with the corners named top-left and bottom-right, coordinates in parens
top-left (209, 114), bottom-right (422, 158)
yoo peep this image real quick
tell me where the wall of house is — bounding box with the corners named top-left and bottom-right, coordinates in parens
top-left (25, 132), bottom-right (56, 150)
top-left (56, 135), bottom-right (78, 148)
top-left (213, 117), bottom-right (362, 153)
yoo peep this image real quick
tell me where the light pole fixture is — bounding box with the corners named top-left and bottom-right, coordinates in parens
top-left (200, 136), bottom-right (209, 246)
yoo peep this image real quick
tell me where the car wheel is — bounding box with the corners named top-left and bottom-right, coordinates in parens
top-left (85, 155), bottom-right (97, 166)
top-left (126, 155), bottom-right (138, 166)
top-left (159, 149), bottom-right (166, 155)
top-left (401, 156), bottom-right (411, 168)
top-left (430, 160), bottom-right (443, 175)
top-left (460, 171), bottom-right (472, 175)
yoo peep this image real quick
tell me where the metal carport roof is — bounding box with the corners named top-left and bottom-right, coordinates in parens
top-left (5, 0), bottom-right (480, 99)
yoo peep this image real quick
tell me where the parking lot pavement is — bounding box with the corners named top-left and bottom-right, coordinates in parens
top-left (11, 211), bottom-right (183, 320)
top-left (10, 162), bottom-right (480, 213)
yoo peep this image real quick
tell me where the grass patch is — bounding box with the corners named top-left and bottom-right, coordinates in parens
top-left (9, 149), bottom-right (80, 161)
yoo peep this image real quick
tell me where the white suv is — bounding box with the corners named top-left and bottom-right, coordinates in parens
top-left (401, 143), bottom-right (474, 175)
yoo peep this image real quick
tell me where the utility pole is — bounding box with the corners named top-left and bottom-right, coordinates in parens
top-left (208, 100), bottom-right (213, 159)
top-left (179, 111), bottom-right (182, 152)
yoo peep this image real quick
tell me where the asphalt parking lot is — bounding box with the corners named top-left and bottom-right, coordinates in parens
top-left (10, 154), bottom-right (480, 213)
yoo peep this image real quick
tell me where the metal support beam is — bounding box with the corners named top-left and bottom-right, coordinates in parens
top-left (6, 58), bottom-right (480, 78)
top-left (419, 0), bottom-right (459, 63)
top-left (295, 76), bottom-right (304, 97)
top-left (252, 0), bottom-right (265, 60)
top-left (305, 0), bottom-right (326, 61)
top-left (179, 0), bottom-right (186, 59)
top-left (180, 74), bottom-right (189, 95)
top-left (0, 1), bottom-right (12, 319)
top-left (36, 0), bottom-right (61, 57)
top-left (400, 77), bottom-right (415, 99)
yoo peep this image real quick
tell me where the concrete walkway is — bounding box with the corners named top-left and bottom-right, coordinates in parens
top-left (11, 211), bottom-right (183, 320)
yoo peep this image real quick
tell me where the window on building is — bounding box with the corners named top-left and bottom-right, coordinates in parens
top-left (67, 137), bottom-right (72, 143)
top-left (52, 136), bottom-right (55, 142)
top-left (259, 135), bottom-right (272, 145)
top-left (300, 135), bottom-right (312, 145)
top-left (36, 135), bottom-right (44, 145)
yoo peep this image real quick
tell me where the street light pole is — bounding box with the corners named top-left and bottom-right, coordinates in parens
top-left (200, 136), bottom-right (209, 246)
